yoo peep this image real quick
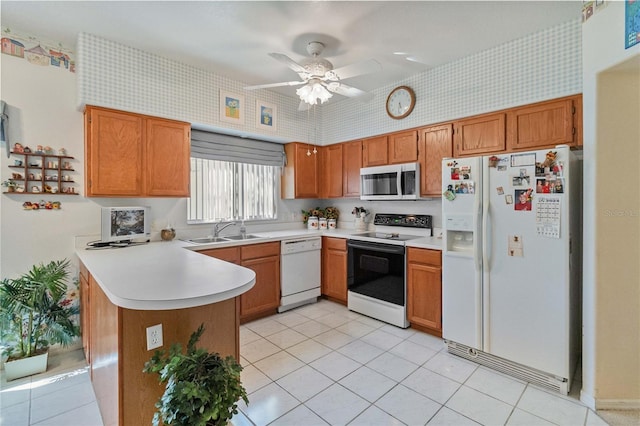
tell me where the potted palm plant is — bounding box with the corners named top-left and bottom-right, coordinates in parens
top-left (0, 259), bottom-right (79, 380)
top-left (143, 324), bottom-right (248, 426)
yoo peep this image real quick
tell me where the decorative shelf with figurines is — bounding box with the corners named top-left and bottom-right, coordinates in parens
top-left (4, 143), bottom-right (78, 195)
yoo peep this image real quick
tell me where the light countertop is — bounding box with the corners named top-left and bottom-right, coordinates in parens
top-left (76, 240), bottom-right (256, 311)
top-left (76, 227), bottom-right (441, 311)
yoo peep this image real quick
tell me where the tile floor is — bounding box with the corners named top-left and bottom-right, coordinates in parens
top-left (1, 299), bottom-right (636, 426)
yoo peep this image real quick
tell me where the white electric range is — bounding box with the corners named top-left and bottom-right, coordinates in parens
top-left (347, 213), bottom-right (432, 328)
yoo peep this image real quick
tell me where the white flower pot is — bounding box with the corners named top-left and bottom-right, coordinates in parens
top-left (4, 351), bottom-right (48, 381)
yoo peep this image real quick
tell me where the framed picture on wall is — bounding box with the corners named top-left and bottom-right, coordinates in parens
top-left (219, 90), bottom-right (245, 125)
top-left (256, 100), bottom-right (277, 131)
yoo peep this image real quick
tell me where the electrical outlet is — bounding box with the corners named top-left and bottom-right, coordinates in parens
top-left (146, 324), bottom-right (163, 350)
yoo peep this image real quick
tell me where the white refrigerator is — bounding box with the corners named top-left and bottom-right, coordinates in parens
top-left (441, 145), bottom-right (581, 394)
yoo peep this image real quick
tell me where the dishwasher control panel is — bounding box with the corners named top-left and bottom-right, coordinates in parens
top-left (281, 237), bottom-right (322, 254)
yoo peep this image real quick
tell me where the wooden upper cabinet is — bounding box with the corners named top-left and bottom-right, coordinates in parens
top-left (282, 142), bottom-right (320, 199)
top-left (362, 135), bottom-right (388, 167)
top-left (453, 112), bottom-right (506, 157)
top-left (419, 124), bottom-right (453, 197)
top-left (342, 140), bottom-right (362, 198)
top-left (85, 107), bottom-right (144, 196)
top-left (506, 95), bottom-right (581, 151)
top-left (84, 106), bottom-right (190, 197)
top-left (320, 144), bottom-right (343, 198)
top-left (145, 118), bottom-right (191, 197)
top-left (388, 130), bottom-right (418, 164)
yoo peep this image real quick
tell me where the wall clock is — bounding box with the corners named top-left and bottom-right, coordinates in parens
top-left (386, 86), bottom-right (416, 120)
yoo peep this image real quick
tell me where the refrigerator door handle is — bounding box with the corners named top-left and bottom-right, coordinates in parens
top-left (481, 156), bottom-right (491, 352)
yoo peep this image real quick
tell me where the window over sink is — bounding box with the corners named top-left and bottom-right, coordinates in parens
top-left (187, 158), bottom-right (278, 223)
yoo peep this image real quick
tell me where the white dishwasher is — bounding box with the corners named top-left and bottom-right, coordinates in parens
top-left (279, 237), bottom-right (322, 312)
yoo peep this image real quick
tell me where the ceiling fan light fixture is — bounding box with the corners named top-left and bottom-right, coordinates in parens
top-left (296, 80), bottom-right (333, 105)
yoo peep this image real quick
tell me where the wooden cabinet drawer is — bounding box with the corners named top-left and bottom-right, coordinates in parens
top-left (200, 247), bottom-right (240, 264)
top-left (407, 247), bottom-right (441, 266)
top-left (323, 236), bottom-right (347, 251)
top-left (241, 242), bottom-right (280, 261)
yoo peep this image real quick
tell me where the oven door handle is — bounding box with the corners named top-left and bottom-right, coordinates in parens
top-left (347, 241), bottom-right (405, 255)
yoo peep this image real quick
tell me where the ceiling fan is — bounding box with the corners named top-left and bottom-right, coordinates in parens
top-left (245, 41), bottom-right (382, 110)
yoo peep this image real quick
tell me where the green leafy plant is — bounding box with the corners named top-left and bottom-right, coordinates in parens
top-left (143, 324), bottom-right (248, 426)
top-left (0, 259), bottom-right (79, 360)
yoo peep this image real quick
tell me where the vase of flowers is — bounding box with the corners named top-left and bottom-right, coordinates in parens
top-left (352, 207), bottom-right (369, 232)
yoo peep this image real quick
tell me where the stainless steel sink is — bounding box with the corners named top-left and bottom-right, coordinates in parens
top-left (224, 234), bottom-right (261, 241)
top-left (187, 236), bottom-right (230, 244)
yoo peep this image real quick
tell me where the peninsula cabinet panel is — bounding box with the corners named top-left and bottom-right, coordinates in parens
top-left (342, 140), bottom-right (362, 197)
top-left (388, 130), bottom-right (419, 164)
top-left (79, 263), bottom-right (91, 364)
top-left (506, 96), bottom-right (580, 151)
top-left (320, 144), bottom-right (343, 198)
top-left (84, 106), bottom-right (190, 197)
top-left (87, 274), bottom-right (239, 426)
top-left (407, 247), bottom-right (442, 336)
top-left (321, 237), bottom-right (348, 304)
top-left (453, 112), bottom-right (506, 157)
top-left (282, 142), bottom-right (320, 199)
top-left (362, 135), bottom-right (388, 167)
top-left (419, 124), bottom-right (453, 197)
top-left (85, 107), bottom-right (144, 196)
top-left (145, 118), bottom-right (191, 197)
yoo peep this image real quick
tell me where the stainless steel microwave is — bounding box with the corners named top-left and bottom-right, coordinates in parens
top-left (360, 162), bottom-right (420, 200)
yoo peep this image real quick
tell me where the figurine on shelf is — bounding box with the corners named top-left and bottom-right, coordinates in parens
top-left (35, 145), bottom-right (44, 154)
top-left (13, 143), bottom-right (24, 153)
top-left (58, 147), bottom-right (67, 156)
top-left (44, 146), bottom-right (54, 155)
top-left (23, 146), bottom-right (32, 153)
top-left (2, 179), bottom-right (17, 192)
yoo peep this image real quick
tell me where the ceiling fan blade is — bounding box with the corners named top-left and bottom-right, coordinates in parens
top-left (244, 81), bottom-right (305, 90)
top-left (268, 52), bottom-right (308, 74)
top-left (326, 83), bottom-right (373, 102)
top-left (326, 59), bottom-right (382, 81)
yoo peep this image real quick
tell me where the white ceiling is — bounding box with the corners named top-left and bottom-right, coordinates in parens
top-left (1, 1), bottom-right (582, 99)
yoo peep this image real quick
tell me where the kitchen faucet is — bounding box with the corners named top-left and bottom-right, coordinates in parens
top-left (213, 221), bottom-right (237, 237)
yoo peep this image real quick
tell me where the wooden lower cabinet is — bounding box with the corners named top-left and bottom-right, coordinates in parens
top-left (406, 248), bottom-right (442, 336)
top-left (202, 242), bottom-right (280, 323)
top-left (321, 237), bottom-right (348, 304)
top-left (82, 263), bottom-right (239, 426)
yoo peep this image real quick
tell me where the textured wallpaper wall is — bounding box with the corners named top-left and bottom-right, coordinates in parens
top-left (321, 18), bottom-right (582, 143)
top-left (77, 18), bottom-right (581, 145)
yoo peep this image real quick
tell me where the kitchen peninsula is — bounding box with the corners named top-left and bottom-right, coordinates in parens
top-left (76, 240), bottom-right (256, 426)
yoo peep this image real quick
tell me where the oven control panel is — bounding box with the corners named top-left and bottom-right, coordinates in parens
top-left (373, 213), bottom-right (432, 230)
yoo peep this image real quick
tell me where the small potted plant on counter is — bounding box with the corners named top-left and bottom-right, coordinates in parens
top-left (143, 324), bottom-right (248, 426)
top-left (0, 259), bottom-right (79, 380)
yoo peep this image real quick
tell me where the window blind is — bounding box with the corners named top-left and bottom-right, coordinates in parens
top-left (190, 129), bottom-right (285, 167)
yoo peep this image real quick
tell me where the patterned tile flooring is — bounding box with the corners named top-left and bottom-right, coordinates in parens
top-left (2, 299), bottom-right (635, 425)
